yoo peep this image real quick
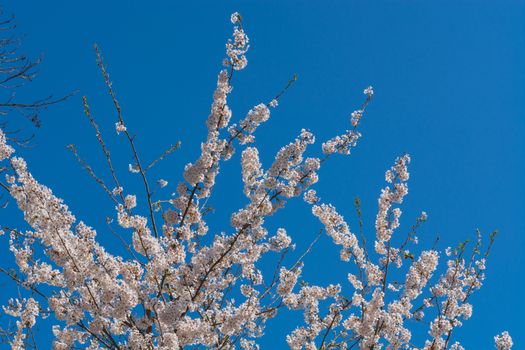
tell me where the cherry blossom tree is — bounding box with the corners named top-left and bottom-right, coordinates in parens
top-left (0, 12), bottom-right (513, 350)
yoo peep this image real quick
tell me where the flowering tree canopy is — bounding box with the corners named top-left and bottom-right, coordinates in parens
top-left (0, 12), bottom-right (513, 350)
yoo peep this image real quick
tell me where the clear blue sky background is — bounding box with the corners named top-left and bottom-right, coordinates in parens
top-left (1, 0), bottom-right (524, 348)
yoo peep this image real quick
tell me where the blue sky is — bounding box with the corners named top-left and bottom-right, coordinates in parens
top-left (1, 0), bottom-right (524, 348)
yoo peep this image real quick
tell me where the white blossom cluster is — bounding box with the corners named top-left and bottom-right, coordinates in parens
top-left (495, 331), bottom-right (513, 350)
top-left (375, 154), bottom-right (410, 251)
top-left (115, 121), bottom-right (127, 134)
top-left (226, 12), bottom-right (249, 70)
top-left (2, 298), bottom-right (40, 349)
top-left (0, 12), bottom-right (512, 350)
top-left (228, 103), bottom-right (270, 145)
